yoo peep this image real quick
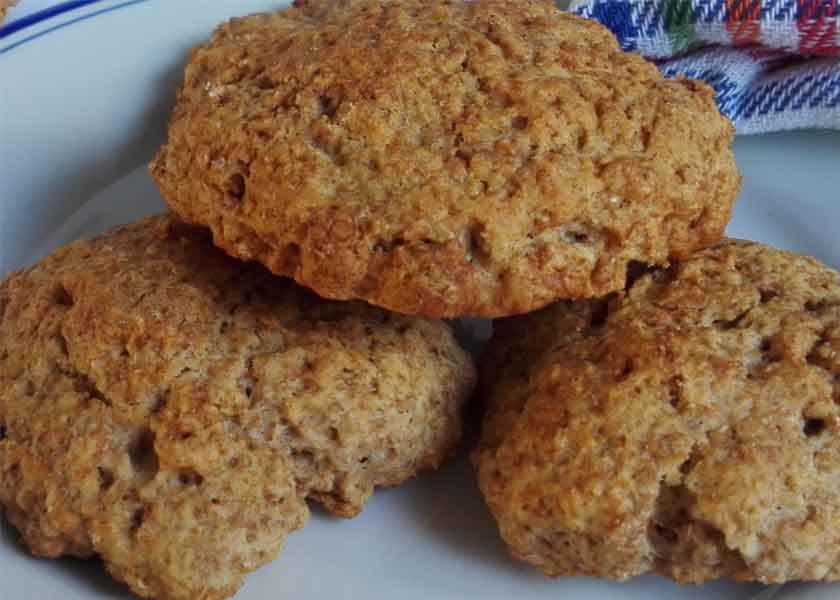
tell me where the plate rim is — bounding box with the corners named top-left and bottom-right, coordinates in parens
top-left (0, 0), bottom-right (151, 54)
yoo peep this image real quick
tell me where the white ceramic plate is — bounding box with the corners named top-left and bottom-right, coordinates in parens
top-left (1, 2), bottom-right (839, 600)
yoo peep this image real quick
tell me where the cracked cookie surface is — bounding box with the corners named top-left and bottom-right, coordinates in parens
top-left (0, 214), bottom-right (475, 600)
top-left (474, 239), bottom-right (840, 584)
top-left (151, 0), bottom-right (738, 318)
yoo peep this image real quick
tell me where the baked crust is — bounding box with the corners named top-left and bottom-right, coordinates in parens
top-left (0, 214), bottom-right (475, 600)
top-left (151, 0), bottom-right (739, 318)
top-left (475, 240), bottom-right (840, 584)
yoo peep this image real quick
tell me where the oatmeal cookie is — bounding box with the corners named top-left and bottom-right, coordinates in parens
top-left (0, 1), bottom-right (16, 25)
top-left (151, 0), bottom-right (738, 318)
top-left (475, 240), bottom-right (840, 584)
top-left (0, 214), bottom-right (474, 600)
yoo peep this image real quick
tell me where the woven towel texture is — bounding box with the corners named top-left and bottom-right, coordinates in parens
top-left (570, 1), bottom-right (840, 133)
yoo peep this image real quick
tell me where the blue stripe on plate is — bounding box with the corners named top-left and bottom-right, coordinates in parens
top-left (0, 0), bottom-right (105, 38)
top-left (0, 0), bottom-right (150, 55)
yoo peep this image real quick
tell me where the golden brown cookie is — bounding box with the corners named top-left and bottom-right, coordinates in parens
top-left (151, 0), bottom-right (739, 318)
top-left (0, 214), bottom-right (475, 600)
top-left (474, 240), bottom-right (840, 584)
top-left (0, 1), bottom-right (16, 25)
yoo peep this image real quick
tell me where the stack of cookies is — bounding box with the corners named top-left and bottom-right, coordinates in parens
top-left (1, 1), bottom-right (838, 599)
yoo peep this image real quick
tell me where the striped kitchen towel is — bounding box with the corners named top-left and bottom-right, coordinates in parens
top-left (569, 0), bottom-right (840, 134)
